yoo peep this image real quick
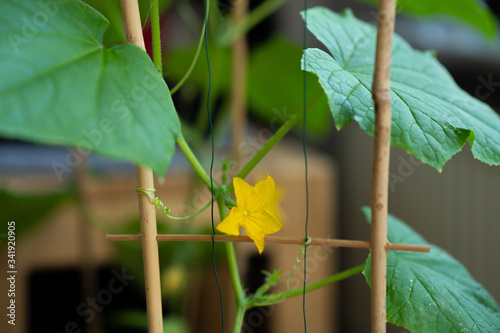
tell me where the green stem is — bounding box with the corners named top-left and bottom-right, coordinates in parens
top-left (216, 196), bottom-right (246, 332)
top-left (225, 242), bottom-right (245, 306)
top-left (240, 0), bottom-right (288, 36)
top-left (176, 136), bottom-right (212, 190)
top-left (170, 0), bottom-right (209, 94)
top-left (251, 264), bottom-right (365, 307)
top-left (167, 199), bottom-right (213, 220)
top-left (151, 0), bottom-right (162, 71)
top-left (233, 305), bottom-right (247, 333)
top-left (221, 0), bottom-right (289, 45)
top-left (227, 89), bottom-right (323, 193)
top-left (234, 113), bottom-right (297, 184)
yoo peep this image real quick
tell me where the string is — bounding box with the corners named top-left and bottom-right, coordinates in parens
top-left (302, 0), bottom-right (310, 331)
top-left (204, 0), bottom-right (225, 330)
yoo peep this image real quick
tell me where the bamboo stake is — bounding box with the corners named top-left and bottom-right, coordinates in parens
top-left (119, 1), bottom-right (163, 333)
top-left (230, 0), bottom-right (249, 162)
top-left (106, 234), bottom-right (430, 253)
top-left (370, 0), bottom-right (396, 332)
top-left (74, 156), bottom-right (101, 332)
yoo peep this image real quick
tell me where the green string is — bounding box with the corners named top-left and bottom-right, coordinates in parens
top-left (302, 0), bottom-right (310, 331)
top-left (204, 0), bottom-right (225, 330)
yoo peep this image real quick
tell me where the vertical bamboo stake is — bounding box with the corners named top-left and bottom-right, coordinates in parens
top-left (120, 1), bottom-right (163, 332)
top-left (74, 156), bottom-right (100, 332)
top-left (230, 0), bottom-right (249, 162)
top-left (370, 0), bottom-right (396, 332)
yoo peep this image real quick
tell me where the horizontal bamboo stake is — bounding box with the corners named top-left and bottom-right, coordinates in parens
top-left (106, 234), bottom-right (430, 253)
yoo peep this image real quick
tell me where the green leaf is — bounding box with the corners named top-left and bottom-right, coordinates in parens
top-left (254, 270), bottom-right (282, 298)
top-left (0, 0), bottom-right (181, 176)
top-left (356, 0), bottom-right (496, 37)
top-left (248, 36), bottom-right (331, 136)
top-left (302, 8), bottom-right (500, 170)
top-left (362, 207), bottom-right (500, 332)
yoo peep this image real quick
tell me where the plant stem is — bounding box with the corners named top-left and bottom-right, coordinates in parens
top-left (250, 264), bottom-right (365, 307)
top-left (225, 241), bottom-right (245, 306)
top-left (233, 113), bottom-right (296, 185)
top-left (227, 88), bottom-right (323, 193)
top-left (223, 0), bottom-right (289, 45)
top-left (167, 199), bottom-right (213, 220)
top-left (242, 0), bottom-right (288, 32)
top-left (216, 195), bottom-right (246, 332)
top-left (233, 304), bottom-right (247, 333)
top-left (151, 0), bottom-right (162, 72)
top-left (176, 136), bottom-right (212, 190)
top-left (170, 5), bottom-right (208, 94)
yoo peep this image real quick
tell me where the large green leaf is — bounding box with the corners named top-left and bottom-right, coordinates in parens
top-left (362, 207), bottom-right (500, 332)
top-left (302, 8), bottom-right (500, 170)
top-left (357, 0), bottom-right (496, 37)
top-left (0, 0), bottom-right (181, 176)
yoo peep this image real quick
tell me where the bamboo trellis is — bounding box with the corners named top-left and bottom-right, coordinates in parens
top-left (109, 0), bottom-right (428, 332)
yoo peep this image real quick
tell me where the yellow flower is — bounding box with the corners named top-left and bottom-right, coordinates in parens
top-left (217, 175), bottom-right (282, 253)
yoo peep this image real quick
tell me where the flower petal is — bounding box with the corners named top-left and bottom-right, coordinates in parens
top-left (216, 207), bottom-right (243, 235)
top-left (227, 176), bottom-right (282, 253)
top-left (245, 227), bottom-right (266, 254)
top-left (233, 177), bottom-right (255, 210)
top-left (264, 186), bottom-right (281, 220)
top-left (249, 210), bottom-right (282, 234)
top-left (251, 175), bottom-right (276, 212)
top-left (242, 210), bottom-right (282, 253)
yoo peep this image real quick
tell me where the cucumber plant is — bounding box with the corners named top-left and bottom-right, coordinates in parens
top-left (1, 0), bottom-right (499, 331)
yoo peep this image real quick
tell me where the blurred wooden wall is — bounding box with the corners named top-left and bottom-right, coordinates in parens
top-left (0, 141), bottom-right (339, 333)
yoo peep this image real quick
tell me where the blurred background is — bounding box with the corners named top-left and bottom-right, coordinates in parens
top-left (1, 0), bottom-right (500, 332)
